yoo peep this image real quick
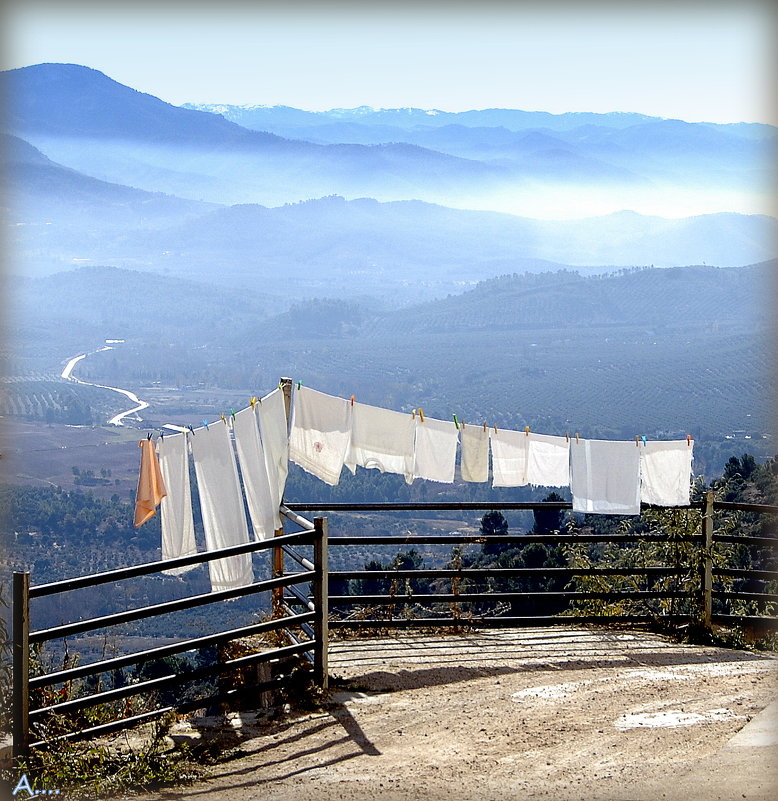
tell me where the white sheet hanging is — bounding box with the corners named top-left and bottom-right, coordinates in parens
top-left (640, 440), bottom-right (694, 506)
top-left (490, 428), bottom-right (529, 487)
top-left (232, 405), bottom-right (276, 541)
top-left (526, 433), bottom-right (570, 488)
top-left (460, 424), bottom-right (489, 483)
top-left (345, 401), bottom-right (415, 482)
top-left (190, 422), bottom-right (254, 592)
top-left (571, 439), bottom-right (641, 515)
top-left (257, 388), bottom-right (289, 530)
top-left (413, 416), bottom-right (459, 483)
top-left (157, 433), bottom-right (197, 575)
top-left (289, 385), bottom-right (352, 486)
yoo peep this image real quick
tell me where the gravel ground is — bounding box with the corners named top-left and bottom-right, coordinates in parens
top-left (133, 626), bottom-right (777, 801)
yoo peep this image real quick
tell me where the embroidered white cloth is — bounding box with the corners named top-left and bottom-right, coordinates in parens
top-left (157, 433), bottom-right (197, 575)
top-left (640, 440), bottom-right (694, 506)
top-left (345, 401), bottom-right (415, 482)
top-left (289, 386), bottom-right (352, 486)
top-left (490, 428), bottom-right (529, 487)
top-left (571, 439), bottom-right (641, 515)
top-left (526, 433), bottom-right (570, 488)
top-left (257, 388), bottom-right (289, 530)
top-left (190, 422), bottom-right (254, 592)
top-left (233, 405), bottom-right (276, 541)
top-left (413, 416), bottom-right (459, 483)
top-left (460, 424), bottom-right (489, 483)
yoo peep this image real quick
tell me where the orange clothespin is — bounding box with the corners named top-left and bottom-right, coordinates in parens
top-left (350, 395), bottom-right (355, 406)
top-left (687, 434), bottom-right (692, 447)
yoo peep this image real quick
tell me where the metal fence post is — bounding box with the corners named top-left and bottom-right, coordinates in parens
top-left (12, 571), bottom-right (30, 762)
top-left (313, 516), bottom-right (329, 690)
top-left (273, 377), bottom-right (294, 615)
top-left (701, 491), bottom-right (714, 631)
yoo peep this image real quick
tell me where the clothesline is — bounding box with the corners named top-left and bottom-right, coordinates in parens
top-left (134, 381), bottom-right (695, 593)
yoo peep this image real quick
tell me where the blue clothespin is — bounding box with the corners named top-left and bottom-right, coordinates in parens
top-left (641, 435), bottom-right (647, 446)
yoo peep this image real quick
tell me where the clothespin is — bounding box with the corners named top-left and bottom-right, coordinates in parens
top-left (418, 408), bottom-right (425, 422)
top-left (635, 435), bottom-right (640, 447)
top-left (483, 422), bottom-right (487, 432)
top-left (493, 424), bottom-right (498, 434)
top-left (187, 425), bottom-right (195, 436)
top-left (146, 432), bottom-right (152, 441)
top-left (575, 432), bottom-right (580, 443)
top-left (249, 396), bottom-right (257, 408)
top-left (525, 426), bottom-right (531, 436)
top-left (202, 420), bottom-right (209, 430)
top-left (641, 436), bottom-right (647, 447)
top-left (220, 413), bottom-right (227, 424)
top-left (565, 432), bottom-right (570, 442)
top-left (230, 409), bottom-right (236, 421)
top-left (411, 409), bottom-right (416, 420)
top-left (297, 380), bottom-right (302, 390)
top-left (452, 414), bottom-right (460, 429)
top-left (687, 434), bottom-right (692, 447)
top-left (350, 395), bottom-right (355, 406)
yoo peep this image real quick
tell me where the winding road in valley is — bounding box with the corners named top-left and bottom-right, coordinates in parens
top-left (61, 346), bottom-right (149, 426)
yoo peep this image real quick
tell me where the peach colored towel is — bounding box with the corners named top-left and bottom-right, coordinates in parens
top-left (134, 439), bottom-right (167, 527)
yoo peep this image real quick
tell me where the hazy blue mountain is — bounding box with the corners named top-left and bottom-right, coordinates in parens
top-left (0, 63), bottom-right (514, 207)
top-left (4, 133), bottom-right (218, 228)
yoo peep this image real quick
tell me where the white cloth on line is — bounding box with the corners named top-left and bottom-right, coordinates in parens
top-left (289, 385), bottom-right (352, 486)
top-left (460, 424), bottom-right (489, 483)
top-left (413, 416), bottom-right (459, 483)
top-left (345, 401), bottom-right (415, 482)
top-left (157, 433), bottom-right (197, 575)
top-left (526, 433), bottom-right (570, 488)
top-left (640, 440), bottom-right (694, 506)
top-left (571, 438), bottom-right (641, 515)
top-left (190, 422), bottom-right (254, 592)
top-left (490, 428), bottom-right (529, 487)
top-left (232, 405), bottom-right (276, 541)
top-left (257, 388), bottom-right (289, 530)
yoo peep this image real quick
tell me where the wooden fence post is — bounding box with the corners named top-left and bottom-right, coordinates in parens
top-left (12, 571), bottom-right (30, 762)
top-left (273, 377), bottom-right (294, 615)
top-left (313, 516), bottom-right (329, 691)
top-left (701, 490), bottom-right (714, 631)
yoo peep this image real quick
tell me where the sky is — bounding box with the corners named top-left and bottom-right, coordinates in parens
top-left (2, 0), bottom-right (776, 125)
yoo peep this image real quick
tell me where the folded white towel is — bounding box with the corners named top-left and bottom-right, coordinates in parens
top-left (526, 433), bottom-right (570, 488)
top-left (571, 439), bottom-right (641, 515)
top-left (640, 440), bottom-right (694, 506)
top-left (490, 428), bottom-right (529, 487)
top-left (460, 424), bottom-right (490, 483)
top-left (289, 386), bottom-right (352, 486)
top-left (157, 432), bottom-right (197, 575)
top-left (345, 401), bottom-right (415, 481)
top-left (413, 416), bottom-right (459, 484)
top-left (190, 422), bottom-right (254, 591)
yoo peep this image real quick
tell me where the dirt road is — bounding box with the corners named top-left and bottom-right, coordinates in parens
top-left (137, 627), bottom-right (777, 801)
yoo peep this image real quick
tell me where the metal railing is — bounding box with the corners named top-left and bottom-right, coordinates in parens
top-left (12, 494), bottom-right (775, 762)
top-left (12, 518), bottom-right (329, 761)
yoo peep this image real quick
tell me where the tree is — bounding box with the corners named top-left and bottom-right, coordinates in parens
top-left (532, 491), bottom-right (566, 535)
top-left (480, 510), bottom-right (509, 556)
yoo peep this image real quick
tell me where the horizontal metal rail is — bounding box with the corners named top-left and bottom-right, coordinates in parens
top-left (29, 641), bottom-right (314, 721)
top-left (331, 567), bottom-right (685, 581)
top-left (327, 533), bottom-right (700, 546)
top-left (712, 568), bottom-right (776, 581)
top-left (713, 501), bottom-right (778, 514)
top-left (327, 590), bottom-right (691, 605)
top-left (29, 673), bottom-right (296, 748)
top-left (329, 615), bottom-right (677, 629)
top-left (711, 534), bottom-right (777, 548)
top-left (30, 611), bottom-right (315, 690)
top-left (30, 571), bottom-right (315, 644)
top-left (29, 530), bottom-right (315, 598)
top-left (712, 591), bottom-right (778, 603)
